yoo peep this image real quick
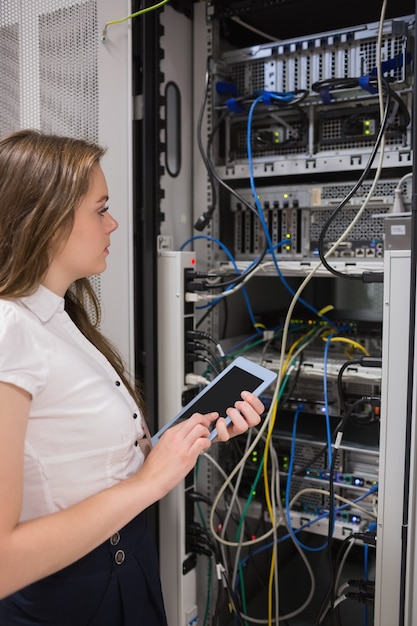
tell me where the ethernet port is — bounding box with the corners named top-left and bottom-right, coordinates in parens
top-left (355, 248), bottom-right (365, 257)
top-left (366, 248), bottom-right (376, 257)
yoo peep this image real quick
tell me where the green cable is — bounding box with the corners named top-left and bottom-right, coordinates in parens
top-left (236, 455), bottom-right (265, 626)
top-left (195, 458), bottom-right (213, 626)
top-left (233, 363), bottom-right (300, 622)
top-left (102, 0), bottom-right (170, 39)
top-left (106, 0), bottom-right (170, 25)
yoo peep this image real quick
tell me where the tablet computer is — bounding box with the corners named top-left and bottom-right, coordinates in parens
top-left (152, 356), bottom-right (277, 444)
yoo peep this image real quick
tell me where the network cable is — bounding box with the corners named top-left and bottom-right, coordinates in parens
top-left (203, 7), bottom-right (391, 625)
top-left (214, 16), bottom-right (388, 596)
top-left (314, 0), bottom-right (397, 283)
top-left (194, 56), bottom-right (269, 241)
top-left (315, 77), bottom-right (390, 282)
top-left (316, 527), bottom-right (377, 626)
top-left (180, 234), bottom-right (261, 331)
top-left (246, 93), bottom-right (336, 323)
top-left (323, 395), bottom-right (380, 624)
top-left (101, 0), bottom-right (170, 40)
top-left (184, 240), bottom-right (295, 314)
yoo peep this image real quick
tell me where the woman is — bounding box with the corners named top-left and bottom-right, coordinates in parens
top-left (0, 130), bottom-right (264, 625)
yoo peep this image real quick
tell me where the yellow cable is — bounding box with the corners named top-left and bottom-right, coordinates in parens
top-left (103, 0), bottom-right (171, 37)
top-left (268, 546), bottom-right (275, 626)
top-left (263, 324), bottom-right (328, 622)
top-left (281, 327), bottom-right (320, 375)
top-left (262, 397), bottom-right (278, 626)
top-left (262, 399), bottom-right (278, 517)
top-left (326, 336), bottom-right (370, 356)
top-left (317, 304), bottom-right (334, 317)
top-left (263, 321), bottom-right (330, 622)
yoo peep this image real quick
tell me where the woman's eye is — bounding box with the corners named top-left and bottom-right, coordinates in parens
top-left (98, 206), bottom-right (109, 216)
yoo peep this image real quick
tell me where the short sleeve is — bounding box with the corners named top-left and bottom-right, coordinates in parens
top-left (0, 303), bottom-right (49, 398)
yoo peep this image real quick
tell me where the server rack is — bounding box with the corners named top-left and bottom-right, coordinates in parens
top-left (155, 2), bottom-right (417, 625)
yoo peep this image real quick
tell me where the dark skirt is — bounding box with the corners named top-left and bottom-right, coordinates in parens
top-left (0, 512), bottom-right (168, 626)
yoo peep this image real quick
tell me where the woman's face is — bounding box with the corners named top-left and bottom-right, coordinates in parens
top-left (44, 164), bottom-right (119, 295)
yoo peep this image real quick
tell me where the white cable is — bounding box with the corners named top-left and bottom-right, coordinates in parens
top-left (231, 16), bottom-right (279, 43)
top-left (220, 430), bottom-right (252, 594)
top-left (185, 373), bottom-right (211, 386)
top-left (220, 441), bottom-right (317, 624)
top-left (289, 488), bottom-right (378, 520)
top-left (392, 171), bottom-right (413, 213)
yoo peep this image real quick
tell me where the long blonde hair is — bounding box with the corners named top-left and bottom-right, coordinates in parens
top-left (0, 129), bottom-right (144, 411)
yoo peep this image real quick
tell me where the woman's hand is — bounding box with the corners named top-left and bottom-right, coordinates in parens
top-left (212, 390), bottom-right (264, 441)
top-left (140, 391), bottom-right (264, 498)
top-left (139, 411), bottom-right (219, 499)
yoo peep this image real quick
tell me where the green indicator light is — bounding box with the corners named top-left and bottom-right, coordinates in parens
top-left (285, 233), bottom-right (291, 239)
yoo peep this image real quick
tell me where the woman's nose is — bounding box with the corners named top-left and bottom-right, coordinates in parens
top-left (106, 212), bottom-right (119, 232)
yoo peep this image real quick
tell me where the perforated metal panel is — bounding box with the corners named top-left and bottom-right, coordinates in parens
top-left (39, 2), bottom-right (98, 140)
top-left (0, 1), bottom-right (98, 137)
top-left (0, 0), bottom-right (101, 309)
top-left (0, 22), bottom-right (20, 134)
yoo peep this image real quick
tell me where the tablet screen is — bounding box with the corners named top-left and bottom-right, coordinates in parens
top-left (179, 365), bottom-right (263, 421)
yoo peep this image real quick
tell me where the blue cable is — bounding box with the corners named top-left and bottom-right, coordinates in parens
top-left (180, 235), bottom-right (288, 324)
top-left (236, 484), bottom-right (379, 582)
top-left (180, 234), bottom-right (260, 330)
top-left (364, 542), bottom-right (369, 626)
top-left (323, 334), bottom-right (335, 469)
top-left (363, 520), bottom-right (376, 626)
top-left (285, 403), bottom-right (330, 552)
top-left (246, 95), bottom-right (332, 324)
top-left (226, 332), bottom-right (264, 355)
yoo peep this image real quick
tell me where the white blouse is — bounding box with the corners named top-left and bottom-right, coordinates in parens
top-left (0, 285), bottom-right (146, 521)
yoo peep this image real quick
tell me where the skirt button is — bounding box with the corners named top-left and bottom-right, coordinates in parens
top-left (109, 532), bottom-right (120, 546)
top-left (114, 549), bottom-right (125, 565)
